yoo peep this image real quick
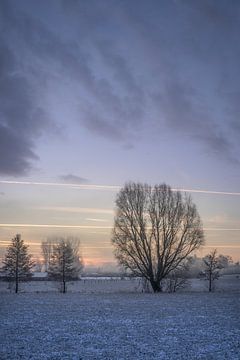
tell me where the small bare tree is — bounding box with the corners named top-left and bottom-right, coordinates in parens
top-left (68, 237), bottom-right (84, 272)
top-left (2, 234), bottom-right (34, 293)
top-left (166, 260), bottom-right (191, 293)
top-left (112, 183), bottom-right (204, 292)
top-left (48, 237), bottom-right (83, 293)
top-left (203, 249), bottom-right (223, 292)
top-left (41, 239), bottom-right (53, 272)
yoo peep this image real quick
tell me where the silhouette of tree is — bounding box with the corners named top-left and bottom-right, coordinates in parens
top-left (48, 237), bottom-right (83, 293)
top-left (2, 234), bottom-right (34, 293)
top-left (112, 182), bottom-right (204, 292)
top-left (41, 239), bottom-right (53, 272)
top-left (203, 249), bottom-right (223, 292)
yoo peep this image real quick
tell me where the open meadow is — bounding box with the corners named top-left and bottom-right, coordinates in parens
top-left (0, 291), bottom-right (239, 360)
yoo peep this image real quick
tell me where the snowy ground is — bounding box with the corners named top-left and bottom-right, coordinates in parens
top-left (0, 274), bottom-right (239, 293)
top-left (0, 292), bottom-right (239, 359)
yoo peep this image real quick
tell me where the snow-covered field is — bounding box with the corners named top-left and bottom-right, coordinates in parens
top-left (0, 274), bottom-right (239, 293)
top-left (0, 292), bottom-right (239, 359)
top-left (0, 277), bottom-right (143, 294)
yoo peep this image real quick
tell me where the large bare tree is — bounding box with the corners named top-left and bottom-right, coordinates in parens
top-left (112, 183), bottom-right (204, 292)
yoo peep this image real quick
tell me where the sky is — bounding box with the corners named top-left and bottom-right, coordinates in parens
top-left (0, 0), bottom-right (240, 268)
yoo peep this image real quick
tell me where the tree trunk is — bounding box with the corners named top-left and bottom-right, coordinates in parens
top-left (209, 275), bottom-right (212, 292)
top-left (15, 252), bottom-right (19, 293)
top-left (15, 278), bottom-right (18, 293)
top-left (62, 253), bottom-right (66, 293)
top-left (150, 280), bottom-right (162, 293)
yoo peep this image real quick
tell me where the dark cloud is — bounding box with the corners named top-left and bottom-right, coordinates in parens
top-left (61, 0), bottom-right (240, 162)
top-left (123, 0), bottom-right (240, 162)
top-left (0, 38), bottom-right (48, 176)
top-left (0, 124), bottom-right (38, 176)
top-left (0, 0), bottom-right (145, 156)
top-left (0, 1), bottom-right (55, 176)
top-left (59, 174), bottom-right (89, 184)
top-left (82, 110), bottom-right (124, 142)
top-left (0, 0), bottom-right (240, 176)
top-left (153, 77), bottom-right (238, 164)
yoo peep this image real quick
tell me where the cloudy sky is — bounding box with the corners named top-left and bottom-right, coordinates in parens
top-left (0, 0), bottom-right (240, 267)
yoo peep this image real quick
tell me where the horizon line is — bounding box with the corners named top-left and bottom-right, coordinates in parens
top-left (0, 180), bottom-right (240, 196)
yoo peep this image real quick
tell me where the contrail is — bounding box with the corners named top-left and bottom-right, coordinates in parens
top-left (0, 223), bottom-right (112, 229)
top-left (172, 188), bottom-right (240, 196)
top-left (0, 180), bottom-right (120, 191)
top-left (0, 180), bottom-right (240, 196)
top-left (37, 206), bottom-right (114, 214)
top-left (0, 224), bottom-right (240, 231)
top-left (203, 228), bottom-right (240, 231)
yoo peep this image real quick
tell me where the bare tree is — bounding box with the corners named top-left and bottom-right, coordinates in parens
top-left (33, 257), bottom-right (44, 272)
top-left (41, 237), bottom-right (56, 272)
top-left (203, 249), bottom-right (223, 292)
top-left (166, 259), bottom-right (191, 293)
top-left (67, 237), bottom-right (84, 272)
top-left (2, 234), bottom-right (34, 293)
top-left (48, 237), bottom-right (83, 293)
top-left (218, 254), bottom-right (233, 269)
top-left (112, 183), bottom-right (204, 292)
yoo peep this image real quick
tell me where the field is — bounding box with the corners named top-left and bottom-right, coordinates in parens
top-left (0, 274), bottom-right (239, 294)
top-left (0, 291), bottom-right (239, 359)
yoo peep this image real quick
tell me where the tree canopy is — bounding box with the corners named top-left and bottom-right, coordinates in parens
top-left (2, 234), bottom-right (34, 293)
top-left (48, 237), bottom-right (83, 293)
top-left (203, 249), bottom-right (223, 292)
top-left (112, 182), bottom-right (204, 292)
